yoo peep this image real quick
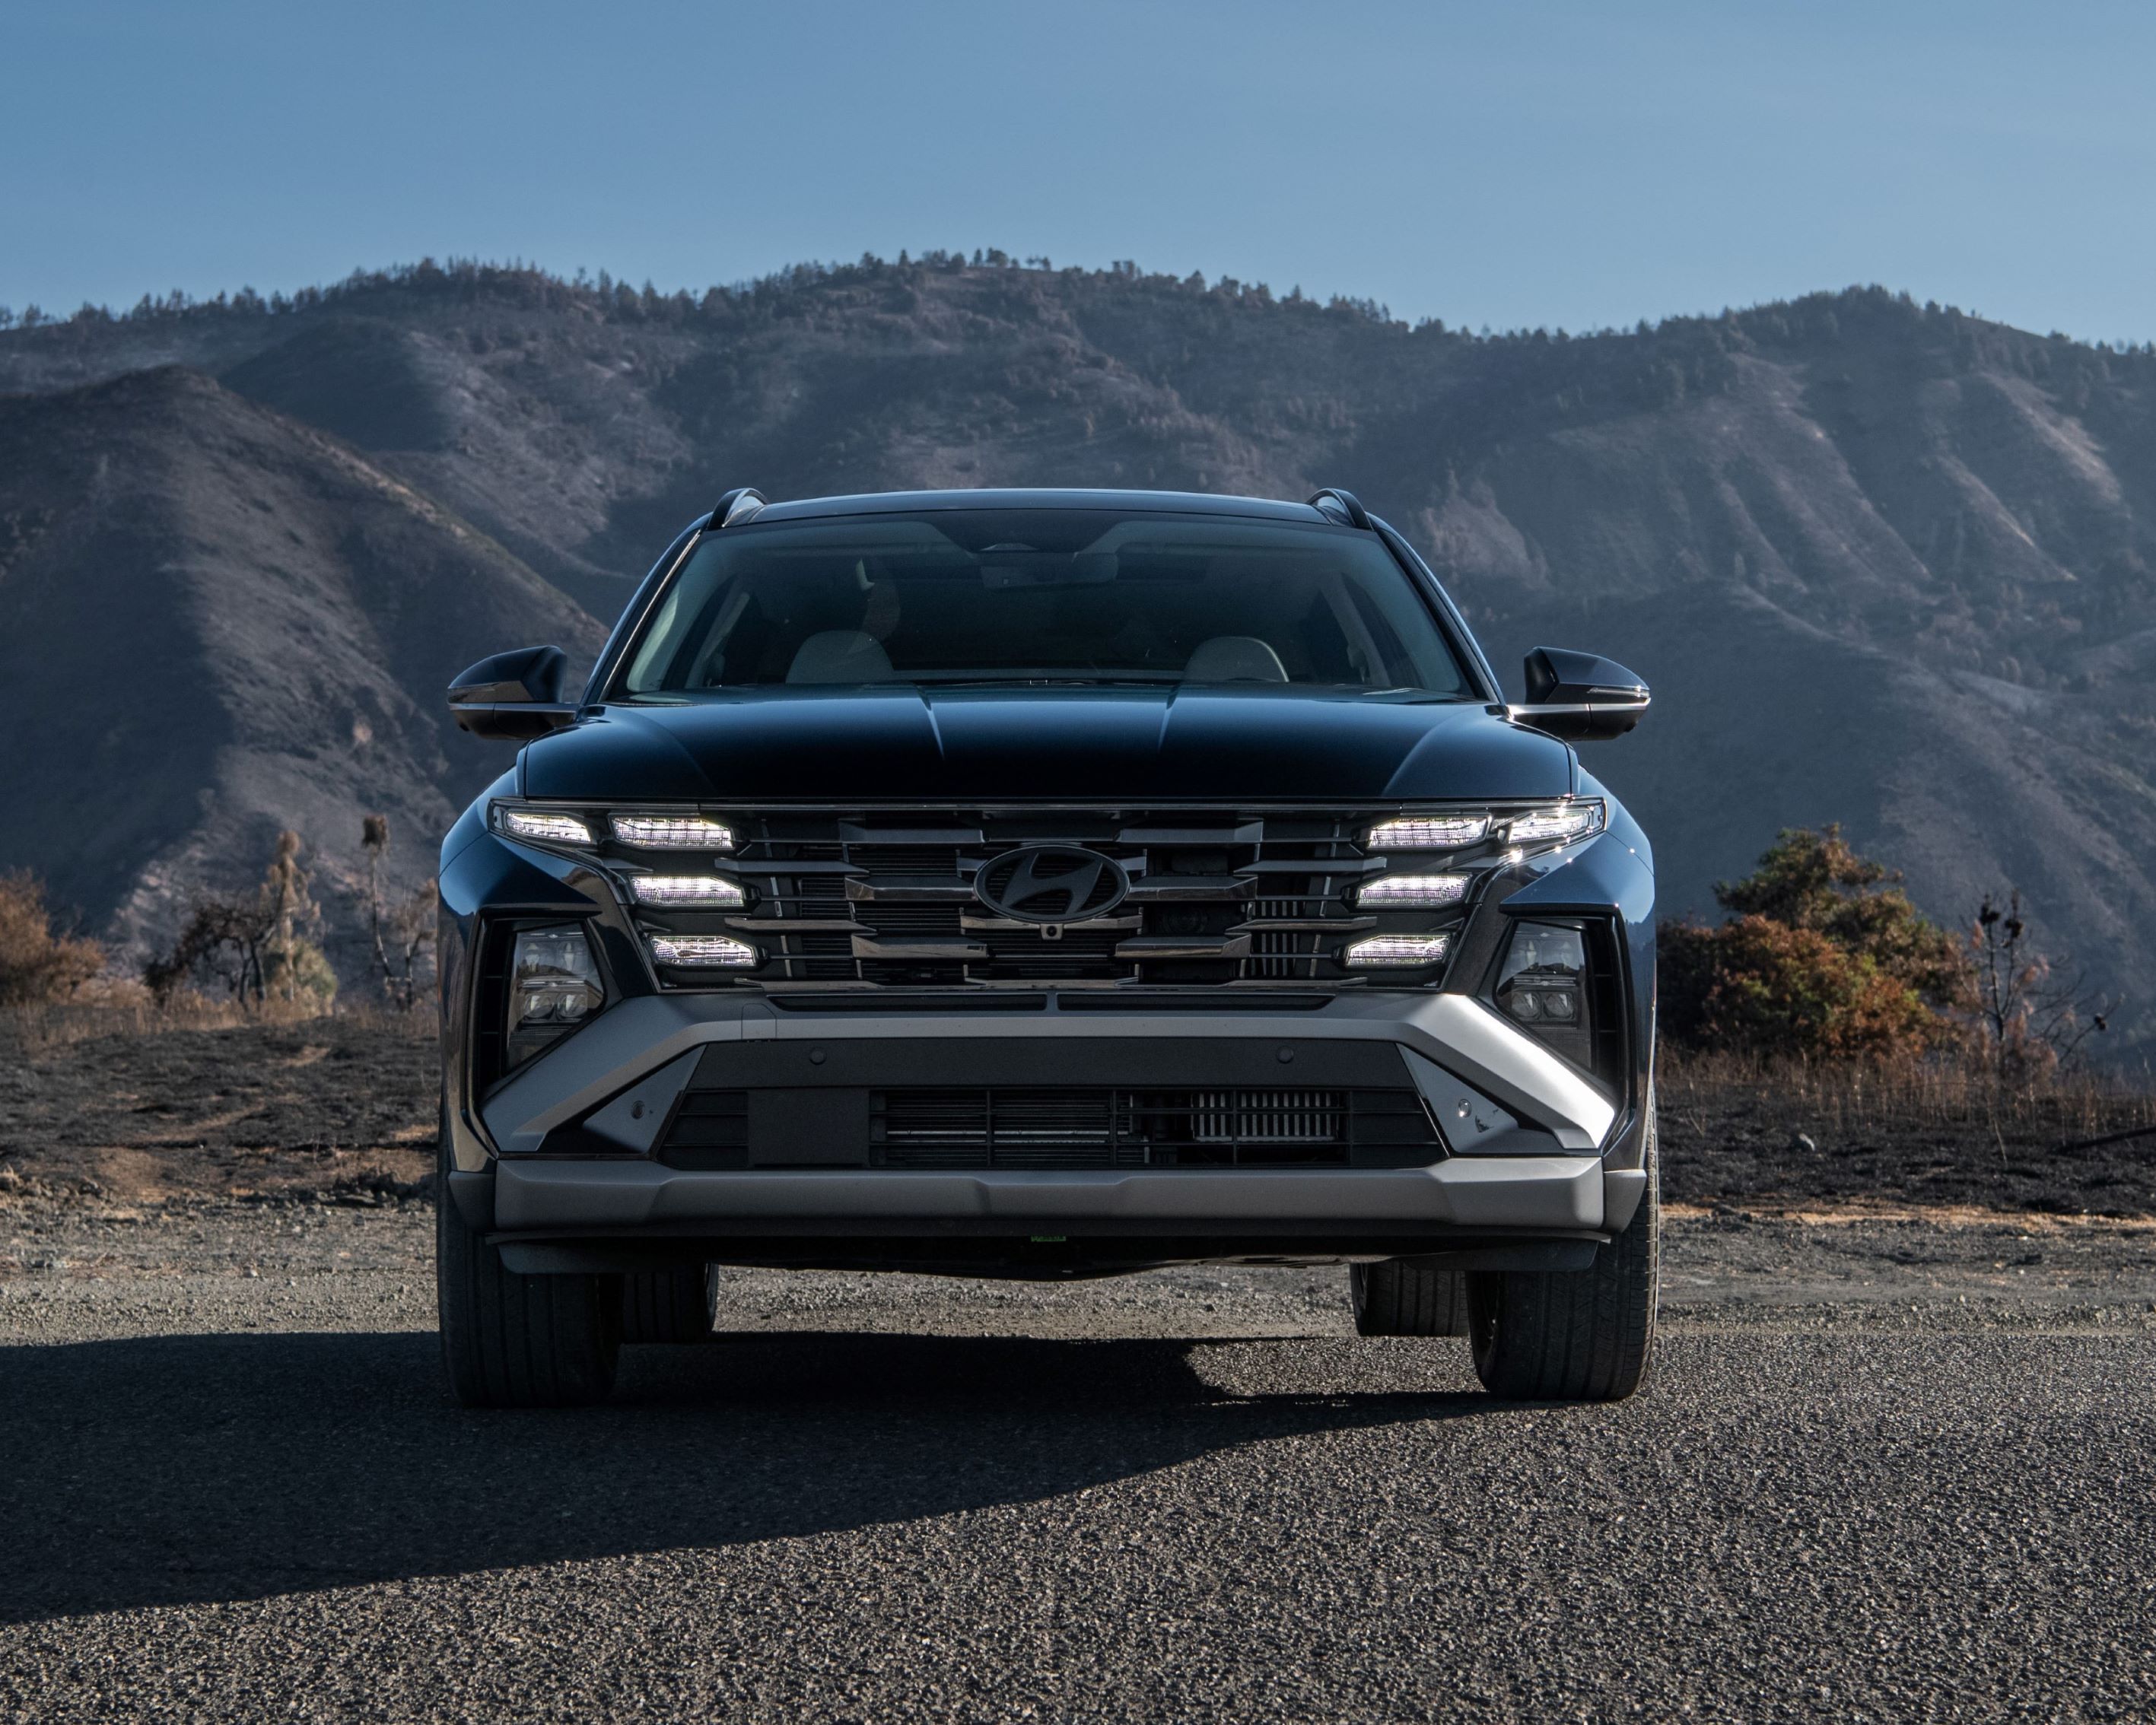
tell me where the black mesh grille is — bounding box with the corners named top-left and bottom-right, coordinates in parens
top-left (865, 1086), bottom-right (1436, 1169)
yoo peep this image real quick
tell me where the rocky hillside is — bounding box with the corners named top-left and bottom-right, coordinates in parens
top-left (3, 259), bottom-right (2151, 1052)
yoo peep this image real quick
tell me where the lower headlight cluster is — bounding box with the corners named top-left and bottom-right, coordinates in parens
top-left (1495, 920), bottom-right (1594, 1067)
top-left (505, 924), bottom-right (605, 1071)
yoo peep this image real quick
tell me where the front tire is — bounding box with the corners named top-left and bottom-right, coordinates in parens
top-left (622, 1264), bottom-right (718, 1344)
top-left (1466, 1132), bottom-right (1658, 1403)
top-left (437, 1139), bottom-right (621, 1407)
top-left (1350, 1260), bottom-right (1470, 1336)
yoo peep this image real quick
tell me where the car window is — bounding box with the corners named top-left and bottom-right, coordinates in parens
top-left (616, 510), bottom-right (1469, 696)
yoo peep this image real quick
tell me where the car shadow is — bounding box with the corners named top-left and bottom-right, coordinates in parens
top-left (3, 1327), bottom-right (1485, 1623)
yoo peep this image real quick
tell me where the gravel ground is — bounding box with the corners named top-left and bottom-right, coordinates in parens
top-left (4, 1199), bottom-right (2154, 1722)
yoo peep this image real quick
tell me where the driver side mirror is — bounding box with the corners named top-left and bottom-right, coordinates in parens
top-left (1508, 646), bottom-right (1650, 742)
top-left (448, 646), bottom-right (577, 741)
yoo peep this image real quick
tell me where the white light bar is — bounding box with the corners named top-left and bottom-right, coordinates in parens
top-left (1356, 873), bottom-right (1470, 909)
top-left (628, 875), bottom-right (746, 908)
top-left (1344, 932), bottom-right (1452, 967)
top-left (647, 934), bottom-right (758, 969)
top-left (1506, 802), bottom-right (1604, 846)
top-left (611, 813), bottom-right (736, 851)
top-left (1366, 814), bottom-right (1490, 850)
top-left (498, 808), bottom-right (593, 846)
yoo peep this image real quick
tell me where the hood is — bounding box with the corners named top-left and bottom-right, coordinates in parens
top-left (520, 688), bottom-right (1576, 805)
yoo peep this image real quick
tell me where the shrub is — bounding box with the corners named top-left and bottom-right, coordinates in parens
top-left (0, 873), bottom-right (104, 1006)
top-left (1661, 827), bottom-right (1970, 1062)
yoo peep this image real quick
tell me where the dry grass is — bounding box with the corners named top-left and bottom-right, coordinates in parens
top-left (1659, 1050), bottom-right (2156, 1150)
top-left (0, 994), bottom-right (432, 1056)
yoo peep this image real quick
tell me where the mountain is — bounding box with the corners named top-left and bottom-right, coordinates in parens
top-left (3, 259), bottom-right (2151, 1053)
top-left (0, 364), bottom-right (601, 967)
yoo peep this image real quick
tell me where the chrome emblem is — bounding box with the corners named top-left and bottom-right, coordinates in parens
top-left (974, 845), bottom-right (1130, 925)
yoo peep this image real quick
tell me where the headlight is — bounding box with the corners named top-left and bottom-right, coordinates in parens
top-left (1504, 802), bottom-right (1604, 847)
top-left (648, 933), bottom-right (759, 969)
top-left (497, 807), bottom-right (593, 846)
top-left (1356, 873), bottom-right (1468, 909)
top-left (628, 875), bottom-right (746, 908)
top-left (1366, 814), bottom-right (1490, 850)
top-left (612, 813), bottom-right (736, 851)
top-left (1344, 932), bottom-right (1451, 967)
top-left (1495, 920), bottom-right (1592, 1066)
top-left (505, 923), bottom-right (605, 1069)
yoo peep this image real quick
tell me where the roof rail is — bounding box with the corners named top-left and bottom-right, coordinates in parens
top-left (1307, 488), bottom-right (1372, 530)
top-left (708, 487), bottom-right (768, 529)
top-left (1302, 489), bottom-right (1371, 528)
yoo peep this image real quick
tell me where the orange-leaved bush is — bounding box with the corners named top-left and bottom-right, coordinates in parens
top-left (0, 872), bottom-right (105, 1006)
top-left (1659, 827), bottom-right (1970, 1062)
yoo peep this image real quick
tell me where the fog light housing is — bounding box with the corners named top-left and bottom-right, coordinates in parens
top-left (505, 924), bottom-right (605, 1070)
top-left (649, 933), bottom-right (758, 969)
top-left (612, 813), bottom-right (736, 851)
top-left (628, 875), bottom-right (746, 907)
top-left (1344, 932), bottom-right (1451, 967)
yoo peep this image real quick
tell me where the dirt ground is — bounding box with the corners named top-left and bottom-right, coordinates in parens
top-left (0, 1015), bottom-right (437, 1208)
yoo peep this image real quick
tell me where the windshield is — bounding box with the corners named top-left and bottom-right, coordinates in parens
top-left (614, 510), bottom-right (1471, 696)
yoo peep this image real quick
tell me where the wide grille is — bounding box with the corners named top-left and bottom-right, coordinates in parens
top-left (870, 1086), bottom-right (1435, 1169)
top-left (613, 808), bottom-right (1461, 990)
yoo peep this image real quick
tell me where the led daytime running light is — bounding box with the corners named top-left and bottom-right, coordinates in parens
top-left (1356, 873), bottom-right (1469, 909)
top-left (498, 808), bottom-right (593, 846)
top-left (1366, 814), bottom-right (1490, 850)
top-left (1506, 803), bottom-right (1604, 846)
top-left (628, 875), bottom-right (746, 907)
top-left (612, 814), bottom-right (736, 851)
top-left (1344, 932), bottom-right (1452, 967)
top-left (647, 933), bottom-right (758, 969)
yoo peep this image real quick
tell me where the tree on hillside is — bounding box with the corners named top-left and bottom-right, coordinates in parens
top-left (1660, 827), bottom-right (1970, 1061)
top-left (145, 830), bottom-right (335, 1010)
top-left (1968, 891), bottom-right (2109, 1081)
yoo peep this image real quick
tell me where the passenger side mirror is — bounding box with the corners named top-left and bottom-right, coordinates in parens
top-left (448, 645), bottom-right (577, 741)
top-left (1508, 646), bottom-right (1649, 742)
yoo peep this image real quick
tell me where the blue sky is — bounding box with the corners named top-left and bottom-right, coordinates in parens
top-left (6, 0), bottom-right (2152, 342)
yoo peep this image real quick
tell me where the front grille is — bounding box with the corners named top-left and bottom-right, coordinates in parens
top-left (605, 807), bottom-right (1479, 990)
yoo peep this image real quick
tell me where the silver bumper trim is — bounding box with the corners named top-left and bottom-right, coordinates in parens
top-left (482, 992), bottom-right (1619, 1158)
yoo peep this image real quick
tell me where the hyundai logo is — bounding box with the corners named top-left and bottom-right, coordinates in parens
top-left (973, 845), bottom-right (1130, 924)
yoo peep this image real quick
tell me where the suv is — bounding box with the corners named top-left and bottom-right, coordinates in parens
top-left (437, 488), bottom-right (1658, 1406)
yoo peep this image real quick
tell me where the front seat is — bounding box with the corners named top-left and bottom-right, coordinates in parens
top-left (786, 631), bottom-right (895, 684)
top-left (1183, 636), bottom-right (1289, 682)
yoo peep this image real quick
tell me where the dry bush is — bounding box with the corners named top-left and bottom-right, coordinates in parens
top-left (0, 872), bottom-right (104, 1006)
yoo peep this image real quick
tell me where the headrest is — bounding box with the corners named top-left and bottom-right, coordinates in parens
top-left (785, 631), bottom-right (895, 684)
top-left (1182, 635), bottom-right (1289, 683)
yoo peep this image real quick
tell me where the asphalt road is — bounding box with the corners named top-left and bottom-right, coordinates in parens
top-left (3, 1205), bottom-right (2153, 1723)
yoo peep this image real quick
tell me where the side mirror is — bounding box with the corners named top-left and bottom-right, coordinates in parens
top-left (448, 646), bottom-right (577, 741)
top-left (1508, 646), bottom-right (1650, 742)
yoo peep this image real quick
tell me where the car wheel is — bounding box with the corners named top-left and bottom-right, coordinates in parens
top-left (436, 1124), bottom-right (621, 1408)
top-left (1350, 1259), bottom-right (1470, 1336)
top-left (1467, 1119), bottom-right (1659, 1402)
top-left (622, 1264), bottom-right (718, 1344)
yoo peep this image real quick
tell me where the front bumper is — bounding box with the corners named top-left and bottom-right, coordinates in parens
top-left (460, 992), bottom-right (1646, 1247)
